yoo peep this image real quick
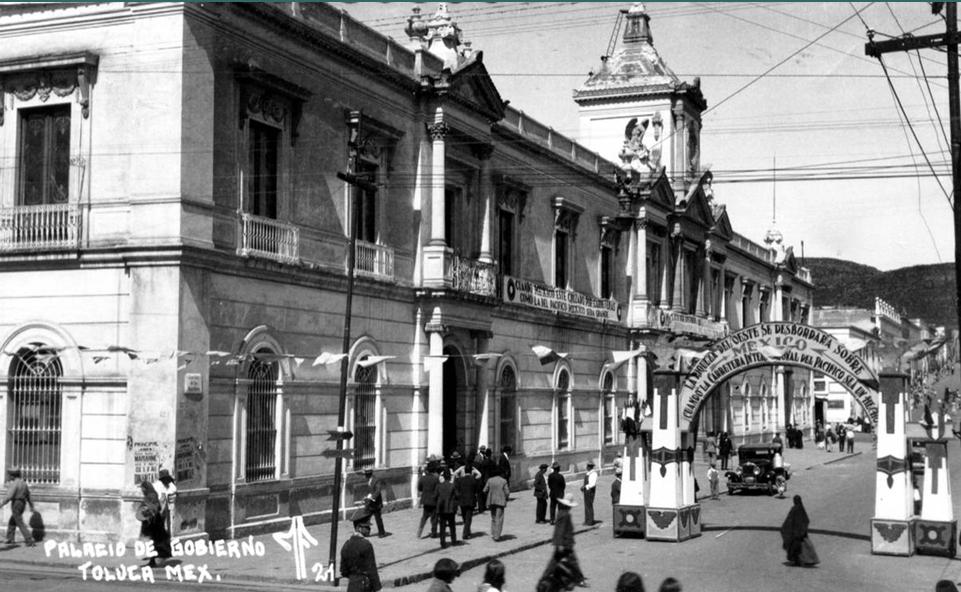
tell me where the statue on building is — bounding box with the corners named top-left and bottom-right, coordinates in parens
top-left (618, 113), bottom-right (663, 187)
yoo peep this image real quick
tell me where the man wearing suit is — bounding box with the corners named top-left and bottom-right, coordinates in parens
top-left (417, 461), bottom-right (440, 538)
top-left (547, 461), bottom-right (565, 525)
top-left (363, 468), bottom-right (387, 538)
top-left (483, 467), bottom-right (510, 541)
top-left (454, 459), bottom-right (480, 539)
top-left (581, 461), bottom-right (598, 526)
top-left (475, 446), bottom-right (490, 513)
top-left (498, 446), bottom-right (513, 486)
top-left (340, 507), bottom-right (382, 592)
top-left (533, 463), bottom-right (549, 524)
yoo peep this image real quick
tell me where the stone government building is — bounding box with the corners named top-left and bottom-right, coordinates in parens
top-left (0, 2), bottom-right (814, 542)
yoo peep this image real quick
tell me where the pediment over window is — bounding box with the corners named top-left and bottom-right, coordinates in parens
top-left (552, 196), bottom-right (582, 236)
top-left (236, 65), bottom-right (312, 145)
top-left (0, 52), bottom-right (99, 125)
top-left (675, 173), bottom-right (715, 229)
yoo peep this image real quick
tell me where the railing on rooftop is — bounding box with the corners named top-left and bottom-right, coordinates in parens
top-left (238, 212), bottom-right (299, 265)
top-left (0, 203), bottom-right (81, 252)
top-left (730, 234), bottom-right (774, 264)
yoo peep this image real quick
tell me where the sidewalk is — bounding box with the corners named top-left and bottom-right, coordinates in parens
top-left (0, 442), bottom-right (860, 588)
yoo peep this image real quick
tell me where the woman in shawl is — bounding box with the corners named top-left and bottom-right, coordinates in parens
top-left (137, 481), bottom-right (170, 566)
top-left (780, 495), bottom-right (819, 566)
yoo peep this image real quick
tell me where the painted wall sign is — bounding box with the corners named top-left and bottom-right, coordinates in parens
top-left (184, 373), bottom-right (203, 395)
top-left (503, 275), bottom-right (620, 321)
top-left (678, 322), bottom-right (879, 427)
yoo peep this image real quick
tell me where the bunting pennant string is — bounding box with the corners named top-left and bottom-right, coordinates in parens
top-left (313, 352), bottom-right (347, 366)
top-left (531, 345), bottom-right (568, 365)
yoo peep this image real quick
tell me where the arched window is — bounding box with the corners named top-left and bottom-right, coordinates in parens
top-left (498, 365), bottom-right (517, 453)
top-left (353, 362), bottom-right (377, 469)
top-left (8, 345), bottom-right (63, 484)
top-left (245, 351), bottom-right (279, 482)
top-left (556, 368), bottom-right (571, 450)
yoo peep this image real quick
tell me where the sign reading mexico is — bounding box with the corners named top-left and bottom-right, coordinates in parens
top-left (503, 276), bottom-right (620, 322)
top-left (679, 323), bottom-right (879, 427)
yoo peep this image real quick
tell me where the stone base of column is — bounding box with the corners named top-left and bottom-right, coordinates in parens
top-left (870, 518), bottom-right (916, 556)
top-left (612, 504), bottom-right (646, 537)
top-left (683, 504), bottom-right (702, 538)
top-left (646, 507), bottom-right (686, 542)
top-left (915, 519), bottom-right (957, 557)
top-left (422, 244), bottom-right (450, 289)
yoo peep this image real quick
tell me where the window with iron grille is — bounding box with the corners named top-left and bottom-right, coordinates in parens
top-left (602, 372), bottom-right (615, 445)
top-left (245, 355), bottom-right (278, 482)
top-left (352, 364), bottom-right (377, 470)
top-left (7, 346), bottom-right (62, 484)
top-left (249, 120), bottom-right (279, 219)
top-left (498, 366), bottom-right (516, 453)
top-left (556, 369), bottom-right (570, 450)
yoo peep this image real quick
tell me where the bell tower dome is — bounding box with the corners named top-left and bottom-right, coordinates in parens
top-left (574, 3), bottom-right (706, 196)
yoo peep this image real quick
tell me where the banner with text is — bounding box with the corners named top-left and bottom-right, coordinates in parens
top-left (503, 276), bottom-right (620, 322)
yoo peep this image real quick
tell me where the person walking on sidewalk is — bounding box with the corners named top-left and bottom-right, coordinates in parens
top-left (136, 481), bottom-right (169, 566)
top-left (718, 432), bottom-right (732, 470)
top-left (454, 460), bottom-right (480, 539)
top-left (436, 469), bottom-right (458, 549)
top-left (846, 428), bottom-right (855, 453)
top-left (363, 468), bottom-right (388, 538)
top-left (417, 460), bottom-right (440, 539)
top-left (2, 467), bottom-right (34, 547)
top-left (581, 462), bottom-right (597, 526)
top-left (534, 463), bottom-right (549, 524)
top-left (548, 462), bottom-right (565, 525)
top-left (340, 507), bottom-right (382, 592)
top-left (484, 467), bottom-right (510, 541)
top-left (476, 447), bottom-right (492, 514)
top-left (551, 493), bottom-right (587, 588)
top-left (611, 468), bottom-right (622, 505)
top-left (836, 424), bottom-right (846, 453)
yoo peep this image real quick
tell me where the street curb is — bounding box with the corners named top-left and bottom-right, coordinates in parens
top-left (387, 524), bottom-right (599, 588)
top-left (823, 451), bottom-right (862, 465)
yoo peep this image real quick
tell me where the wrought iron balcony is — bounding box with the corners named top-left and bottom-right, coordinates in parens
top-left (448, 253), bottom-right (497, 297)
top-left (238, 212), bottom-right (299, 264)
top-left (0, 203), bottom-right (81, 252)
top-left (355, 240), bottom-right (394, 280)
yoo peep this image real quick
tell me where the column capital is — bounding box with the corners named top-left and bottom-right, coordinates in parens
top-left (426, 121), bottom-right (450, 141)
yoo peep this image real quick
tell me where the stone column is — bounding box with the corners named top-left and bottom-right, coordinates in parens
top-left (671, 240), bottom-right (686, 313)
top-left (476, 145), bottom-right (494, 264)
top-left (427, 321), bottom-right (445, 457)
top-left (696, 242), bottom-right (710, 317)
top-left (774, 275), bottom-right (785, 433)
top-left (423, 108), bottom-right (450, 288)
top-left (635, 220), bottom-right (649, 303)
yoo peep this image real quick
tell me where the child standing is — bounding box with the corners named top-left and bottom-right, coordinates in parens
top-left (707, 462), bottom-right (720, 500)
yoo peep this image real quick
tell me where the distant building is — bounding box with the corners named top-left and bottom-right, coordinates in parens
top-left (0, 2), bottom-right (813, 542)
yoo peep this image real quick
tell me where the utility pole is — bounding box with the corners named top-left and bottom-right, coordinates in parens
top-left (328, 110), bottom-right (378, 582)
top-left (866, 3), bottom-right (961, 331)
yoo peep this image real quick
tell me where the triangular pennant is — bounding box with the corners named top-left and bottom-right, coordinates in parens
top-left (313, 352), bottom-right (347, 366)
top-left (472, 353), bottom-right (503, 367)
top-left (531, 345), bottom-right (568, 365)
top-left (92, 355), bottom-right (110, 365)
top-left (358, 355), bottom-right (395, 368)
top-left (294, 357), bottom-right (305, 368)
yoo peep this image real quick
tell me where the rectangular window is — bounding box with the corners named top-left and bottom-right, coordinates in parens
top-left (498, 208), bottom-right (514, 277)
top-left (245, 358), bottom-right (279, 482)
top-left (19, 105), bottom-right (71, 206)
top-left (600, 244), bottom-right (613, 299)
top-left (827, 399), bottom-right (845, 409)
top-left (249, 121), bottom-right (279, 219)
top-left (813, 372), bottom-right (827, 392)
top-left (353, 160), bottom-right (378, 243)
top-left (499, 394), bottom-right (516, 453)
top-left (685, 250), bottom-right (698, 314)
top-left (712, 269), bottom-right (722, 320)
top-left (555, 228), bottom-right (569, 288)
top-left (760, 291), bottom-right (771, 322)
top-left (557, 395), bottom-right (570, 449)
top-left (445, 185), bottom-right (461, 251)
top-left (352, 365), bottom-right (377, 469)
top-left (604, 395), bottom-right (616, 445)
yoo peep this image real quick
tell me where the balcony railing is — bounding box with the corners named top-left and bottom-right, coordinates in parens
top-left (355, 240), bottom-right (394, 280)
top-left (0, 203), bottom-right (82, 252)
top-left (448, 254), bottom-right (497, 297)
top-left (797, 267), bottom-right (812, 284)
top-left (239, 212), bottom-right (299, 264)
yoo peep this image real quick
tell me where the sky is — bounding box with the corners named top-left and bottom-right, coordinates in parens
top-left (334, 1), bottom-right (955, 272)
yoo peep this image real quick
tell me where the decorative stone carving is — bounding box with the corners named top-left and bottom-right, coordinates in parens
top-left (618, 113), bottom-right (663, 188)
top-left (426, 121), bottom-right (449, 141)
top-left (0, 57), bottom-right (97, 125)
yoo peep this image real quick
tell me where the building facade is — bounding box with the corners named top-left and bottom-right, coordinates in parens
top-left (0, 2), bottom-right (813, 542)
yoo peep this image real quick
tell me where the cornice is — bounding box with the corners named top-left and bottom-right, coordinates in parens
top-left (491, 125), bottom-right (618, 192)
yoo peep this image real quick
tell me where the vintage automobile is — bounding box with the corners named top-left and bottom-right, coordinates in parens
top-left (726, 443), bottom-right (790, 495)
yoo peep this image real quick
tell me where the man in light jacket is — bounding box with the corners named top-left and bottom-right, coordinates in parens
top-left (483, 467), bottom-right (510, 541)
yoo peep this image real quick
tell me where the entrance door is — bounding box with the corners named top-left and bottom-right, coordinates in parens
top-left (442, 346), bottom-right (460, 458)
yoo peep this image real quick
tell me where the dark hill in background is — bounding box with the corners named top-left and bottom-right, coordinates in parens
top-left (804, 258), bottom-right (957, 330)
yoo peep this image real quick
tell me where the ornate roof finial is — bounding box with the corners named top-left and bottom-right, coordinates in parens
top-left (624, 2), bottom-right (652, 44)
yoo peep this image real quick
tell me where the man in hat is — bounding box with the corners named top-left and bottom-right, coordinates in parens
top-left (581, 461), bottom-right (598, 526)
top-left (363, 468), bottom-right (387, 537)
top-left (611, 467), bottom-right (622, 506)
top-left (547, 462), bottom-right (565, 525)
top-left (552, 493), bottom-right (587, 587)
top-left (153, 468), bottom-right (177, 540)
top-left (533, 463), bottom-right (549, 523)
top-left (1, 467), bottom-right (34, 546)
top-left (340, 507), bottom-right (382, 592)
top-left (483, 467), bottom-right (510, 541)
top-left (417, 460), bottom-right (439, 539)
